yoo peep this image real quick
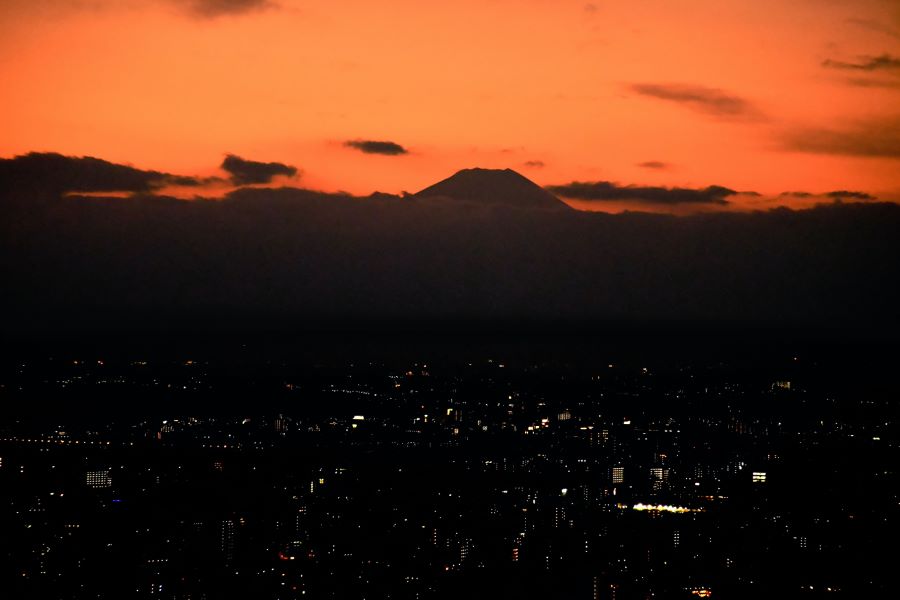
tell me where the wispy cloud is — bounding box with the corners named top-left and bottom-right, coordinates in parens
top-left (846, 18), bottom-right (900, 40)
top-left (781, 116), bottom-right (900, 158)
top-left (344, 140), bottom-right (409, 156)
top-left (823, 54), bottom-right (900, 72)
top-left (637, 161), bottom-right (669, 170)
top-left (629, 83), bottom-right (760, 119)
top-left (826, 190), bottom-right (877, 201)
top-left (0, 0), bottom-right (278, 20)
top-left (185, 0), bottom-right (276, 19)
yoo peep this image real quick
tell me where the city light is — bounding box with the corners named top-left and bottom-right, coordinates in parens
top-left (629, 503), bottom-right (703, 514)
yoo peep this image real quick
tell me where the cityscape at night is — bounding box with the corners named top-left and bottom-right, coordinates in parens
top-left (2, 1), bottom-right (898, 598)
top-left (1, 338), bottom-right (896, 598)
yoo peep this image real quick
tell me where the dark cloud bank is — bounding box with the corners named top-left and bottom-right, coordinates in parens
top-left (547, 181), bottom-right (737, 205)
top-left (0, 152), bottom-right (203, 194)
top-left (221, 154), bottom-right (297, 185)
top-left (2, 153), bottom-right (898, 338)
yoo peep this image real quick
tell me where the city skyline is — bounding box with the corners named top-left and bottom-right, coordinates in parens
top-left (1, 342), bottom-right (896, 598)
top-left (2, 2), bottom-right (898, 597)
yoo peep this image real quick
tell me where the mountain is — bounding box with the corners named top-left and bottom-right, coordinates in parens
top-left (413, 168), bottom-right (572, 211)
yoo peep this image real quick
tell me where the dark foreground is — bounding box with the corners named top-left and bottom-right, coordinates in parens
top-left (1, 334), bottom-right (897, 598)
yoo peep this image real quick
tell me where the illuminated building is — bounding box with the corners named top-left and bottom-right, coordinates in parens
top-left (459, 538), bottom-right (472, 564)
top-left (86, 469), bottom-right (112, 488)
top-left (295, 505), bottom-right (309, 543)
top-left (554, 506), bottom-right (566, 528)
top-left (274, 414), bottom-right (287, 433)
top-left (752, 471), bottom-right (767, 484)
top-left (612, 467), bottom-right (624, 484)
top-left (651, 467), bottom-right (669, 492)
top-left (220, 519), bottom-right (236, 564)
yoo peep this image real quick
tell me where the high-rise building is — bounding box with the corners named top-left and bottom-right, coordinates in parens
top-left (459, 538), bottom-right (472, 564)
top-left (651, 467), bottom-right (669, 492)
top-left (86, 470), bottom-right (111, 488)
top-left (554, 506), bottom-right (567, 528)
top-left (220, 519), bottom-right (236, 564)
top-left (612, 467), bottom-right (624, 484)
top-left (275, 414), bottom-right (288, 433)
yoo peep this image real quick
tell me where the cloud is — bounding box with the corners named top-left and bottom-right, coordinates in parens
top-left (629, 83), bottom-right (759, 119)
top-left (221, 154), bottom-right (298, 185)
top-left (637, 161), bottom-right (669, 170)
top-left (523, 160), bottom-right (545, 168)
top-left (843, 78), bottom-right (900, 89)
top-left (0, 1), bottom-right (277, 20)
top-left (344, 140), bottom-right (409, 156)
top-left (777, 190), bottom-right (877, 203)
top-left (846, 18), bottom-right (900, 40)
top-left (184, 0), bottom-right (276, 19)
top-left (823, 54), bottom-right (900, 71)
top-left (826, 190), bottom-right (877, 200)
top-left (0, 152), bottom-right (203, 194)
top-left (546, 181), bottom-right (737, 205)
top-left (781, 116), bottom-right (900, 158)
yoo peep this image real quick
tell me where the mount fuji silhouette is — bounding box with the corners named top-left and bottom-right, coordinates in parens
top-left (413, 168), bottom-right (572, 211)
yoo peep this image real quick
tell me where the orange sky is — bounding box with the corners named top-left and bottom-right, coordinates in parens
top-left (1, 0), bottom-right (898, 210)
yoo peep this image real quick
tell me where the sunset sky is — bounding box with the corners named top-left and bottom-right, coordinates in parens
top-left (1, 0), bottom-right (898, 211)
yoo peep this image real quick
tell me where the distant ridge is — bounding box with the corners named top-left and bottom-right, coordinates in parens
top-left (413, 168), bottom-right (572, 211)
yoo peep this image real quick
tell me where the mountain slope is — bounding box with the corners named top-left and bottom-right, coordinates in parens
top-left (413, 168), bottom-right (572, 211)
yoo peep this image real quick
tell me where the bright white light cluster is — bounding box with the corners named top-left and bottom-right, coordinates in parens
top-left (631, 503), bottom-right (702, 513)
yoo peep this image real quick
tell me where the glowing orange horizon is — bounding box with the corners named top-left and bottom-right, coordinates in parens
top-left (1, 0), bottom-right (898, 212)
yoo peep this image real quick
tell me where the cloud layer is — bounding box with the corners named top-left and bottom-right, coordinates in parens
top-left (826, 190), bottom-right (877, 201)
top-left (546, 181), bottom-right (738, 205)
